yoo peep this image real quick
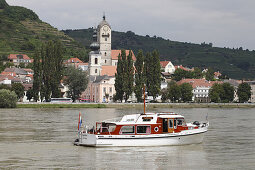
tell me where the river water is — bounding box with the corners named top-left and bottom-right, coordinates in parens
top-left (0, 108), bottom-right (254, 169)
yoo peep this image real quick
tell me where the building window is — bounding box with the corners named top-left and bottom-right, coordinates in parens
top-left (95, 69), bottom-right (97, 73)
top-left (95, 58), bottom-right (98, 64)
top-left (110, 87), bottom-right (112, 93)
top-left (103, 87), bottom-right (106, 93)
top-left (105, 52), bottom-right (107, 56)
top-left (105, 60), bottom-right (107, 63)
top-left (105, 38), bottom-right (107, 41)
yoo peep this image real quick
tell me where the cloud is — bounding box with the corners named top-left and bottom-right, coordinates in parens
top-left (6, 0), bottom-right (255, 50)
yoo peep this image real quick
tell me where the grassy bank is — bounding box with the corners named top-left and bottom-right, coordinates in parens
top-left (17, 103), bottom-right (106, 108)
top-left (15, 103), bottom-right (255, 109)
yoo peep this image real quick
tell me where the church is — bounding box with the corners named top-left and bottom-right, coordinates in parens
top-left (82, 15), bottom-right (136, 102)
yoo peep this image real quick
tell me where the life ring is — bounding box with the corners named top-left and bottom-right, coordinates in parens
top-left (154, 127), bottom-right (159, 132)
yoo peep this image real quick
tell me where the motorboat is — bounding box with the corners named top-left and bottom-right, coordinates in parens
top-left (74, 112), bottom-right (209, 147)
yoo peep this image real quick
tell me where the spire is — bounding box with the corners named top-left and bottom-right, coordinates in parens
top-left (103, 12), bottom-right (105, 20)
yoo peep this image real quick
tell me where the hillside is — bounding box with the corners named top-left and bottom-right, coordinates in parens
top-left (0, 0), bottom-right (88, 61)
top-left (64, 28), bottom-right (255, 79)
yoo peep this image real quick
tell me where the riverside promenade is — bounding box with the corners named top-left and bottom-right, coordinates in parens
top-left (17, 102), bottom-right (255, 108)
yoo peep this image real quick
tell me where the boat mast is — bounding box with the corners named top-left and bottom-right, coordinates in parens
top-left (143, 84), bottom-right (146, 114)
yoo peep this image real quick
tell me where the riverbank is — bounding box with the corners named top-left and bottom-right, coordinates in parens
top-left (16, 102), bottom-right (255, 108)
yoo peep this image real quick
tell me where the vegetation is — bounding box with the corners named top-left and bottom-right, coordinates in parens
top-left (0, 89), bottom-right (17, 108)
top-left (64, 66), bottom-right (88, 102)
top-left (237, 83), bottom-right (251, 103)
top-left (114, 50), bottom-right (134, 102)
top-left (0, 0), bottom-right (88, 61)
top-left (11, 83), bottom-right (24, 101)
top-left (134, 50), bottom-right (144, 102)
top-left (209, 83), bottom-right (234, 103)
top-left (64, 28), bottom-right (255, 79)
top-left (17, 103), bottom-right (106, 108)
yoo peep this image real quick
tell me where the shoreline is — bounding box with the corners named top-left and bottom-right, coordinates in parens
top-left (15, 103), bottom-right (255, 108)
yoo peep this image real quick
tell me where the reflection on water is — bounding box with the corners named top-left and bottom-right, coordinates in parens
top-left (0, 108), bottom-right (255, 169)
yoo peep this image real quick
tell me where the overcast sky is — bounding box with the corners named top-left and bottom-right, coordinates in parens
top-left (6, 0), bottom-right (255, 50)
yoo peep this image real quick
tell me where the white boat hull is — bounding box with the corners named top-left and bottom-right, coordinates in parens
top-left (75, 128), bottom-right (207, 147)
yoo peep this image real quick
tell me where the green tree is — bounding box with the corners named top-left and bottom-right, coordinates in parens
top-left (11, 83), bottom-right (24, 101)
top-left (32, 48), bottom-right (41, 102)
top-left (168, 81), bottom-right (181, 102)
top-left (221, 83), bottom-right (234, 102)
top-left (64, 66), bottom-right (88, 102)
top-left (205, 68), bottom-right (214, 81)
top-left (0, 84), bottom-right (11, 90)
top-left (149, 50), bottom-right (161, 101)
top-left (209, 83), bottom-right (224, 103)
top-left (114, 53), bottom-right (124, 102)
top-left (26, 88), bottom-right (33, 101)
top-left (237, 82), bottom-right (251, 103)
top-left (193, 67), bottom-right (203, 79)
top-left (123, 50), bottom-right (134, 102)
top-left (0, 89), bottom-right (17, 108)
top-left (180, 83), bottom-right (193, 102)
top-left (134, 50), bottom-right (144, 102)
top-left (161, 88), bottom-right (168, 102)
top-left (144, 52), bottom-right (153, 95)
top-left (172, 68), bottom-right (193, 81)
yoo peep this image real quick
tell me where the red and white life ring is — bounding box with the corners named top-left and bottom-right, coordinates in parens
top-left (154, 127), bottom-right (159, 132)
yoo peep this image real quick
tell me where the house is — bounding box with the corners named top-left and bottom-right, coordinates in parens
top-left (8, 54), bottom-right (32, 65)
top-left (175, 65), bottom-right (194, 72)
top-left (81, 75), bottom-right (116, 103)
top-left (160, 61), bottom-right (175, 74)
top-left (177, 79), bottom-right (222, 103)
top-left (245, 80), bottom-right (255, 103)
top-left (214, 71), bottom-right (222, 79)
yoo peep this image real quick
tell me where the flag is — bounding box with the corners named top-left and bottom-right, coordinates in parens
top-left (78, 112), bottom-right (82, 131)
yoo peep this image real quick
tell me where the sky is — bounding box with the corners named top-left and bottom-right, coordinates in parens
top-left (6, 0), bottom-right (255, 50)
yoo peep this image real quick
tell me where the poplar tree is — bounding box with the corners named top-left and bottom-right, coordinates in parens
top-left (32, 48), bottom-right (41, 102)
top-left (148, 50), bottom-right (161, 101)
top-left (114, 53), bottom-right (124, 102)
top-left (144, 52), bottom-right (153, 96)
top-left (134, 50), bottom-right (144, 102)
top-left (123, 50), bottom-right (134, 102)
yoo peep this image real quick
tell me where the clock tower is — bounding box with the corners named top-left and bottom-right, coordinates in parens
top-left (97, 15), bottom-right (111, 66)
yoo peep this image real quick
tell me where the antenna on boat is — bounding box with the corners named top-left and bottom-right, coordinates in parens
top-left (143, 84), bottom-right (146, 114)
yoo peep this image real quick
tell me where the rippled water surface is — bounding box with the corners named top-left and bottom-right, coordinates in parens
top-left (0, 108), bottom-right (255, 169)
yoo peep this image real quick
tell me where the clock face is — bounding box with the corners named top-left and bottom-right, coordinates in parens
top-left (103, 26), bottom-right (108, 31)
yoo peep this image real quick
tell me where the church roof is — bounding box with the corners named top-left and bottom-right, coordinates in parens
top-left (101, 65), bottom-right (117, 76)
top-left (111, 50), bottom-right (136, 61)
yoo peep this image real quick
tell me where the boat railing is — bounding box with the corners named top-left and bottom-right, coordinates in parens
top-left (103, 117), bottom-right (122, 123)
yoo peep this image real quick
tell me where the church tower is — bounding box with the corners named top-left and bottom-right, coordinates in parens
top-left (88, 28), bottom-right (102, 76)
top-left (97, 15), bottom-right (112, 66)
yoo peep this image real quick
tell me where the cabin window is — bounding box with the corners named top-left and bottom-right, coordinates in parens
top-left (169, 119), bottom-right (173, 128)
top-left (120, 126), bottom-right (134, 134)
top-left (142, 117), bottom-right (153, 122)
top-left (137, 126), bottom-right (151, 134)
top-left (177, 119), bottom-right (183, 126)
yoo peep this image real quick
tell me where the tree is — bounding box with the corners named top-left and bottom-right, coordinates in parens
top-left (161, 88), bottom-right (168, 102)
top-left (0, 89), bottom-right (17, 108)
top-left (172, 68), bottom-right (193, 81)
top-left (149, 50), bottom-right (161, 101)
top-left (64, 66), bottom-right (88, 102)
top-left (209, 83), bottom-right (224, 103)
top-left (123, 50), bottom-right (134, 102)
top-left (114, 53), bottom-right (124, 102)
top-left (221, 83), bottom-right (234, 102)
top-left (134, 50), bottom-right (144, 102)
top-left (11, 83), bottom-right (24, 101)
top-left (32, 48), bottom-right (41, 102)
top-left (180, 83), bottom-right (193, 102)
top-left (144, 52), bottom-right (153, 96)
top-left (26, 88), bottom-right (33, 101)
top-left (237, 82), bottom-right (251, 103)
top-left (205, 68), bottom-right (214, 81)
top-left (168, 81), bottom-right (181, 102)
top-left (0, 84), bottom-right (11, 90)
top-left (193, 67), bottom-right (203, 79)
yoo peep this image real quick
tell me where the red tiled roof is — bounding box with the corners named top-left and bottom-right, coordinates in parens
top-left (8, 54), bottom-right (30, 60)
top-left (24, 69), bottom-right (34, 73)
top-left (177, 79), bottom-right (222, 88)
top-left (101, 66), bottom-right (117, 76)
top-left (160, 61), bottom-right (170, 68)
top-left (66, 58), bottom-right (83, 64)
top-left (111, 50), bottom-right (136, 61)
top-left (174, 65), bottom-right (194, 71)
top-left (214, 71), bottom-right (222, 77)
top-left (0, 72), bottom-right (16, 77)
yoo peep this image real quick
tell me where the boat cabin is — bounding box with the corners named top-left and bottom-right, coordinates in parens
top-left (90, 113), bottom-right (192, 135)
